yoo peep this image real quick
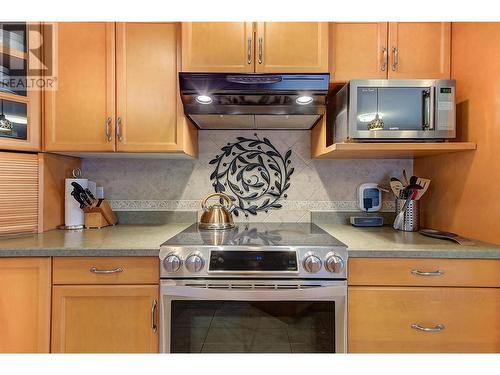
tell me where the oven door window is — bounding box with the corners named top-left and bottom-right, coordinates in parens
top-left (171, 300), bottom-right (335, 353)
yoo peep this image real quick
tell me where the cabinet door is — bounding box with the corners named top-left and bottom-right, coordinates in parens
top-left (0, 23), bottom-right (42, 152)
top-left (0, 258), bottom-right (51, 353)
top-left (44, 22), bottom-right (116, 151)
top-left (348, 287), bottom-right (500, 353)
top-left (329, 23), bottom-right (388, 82)
top-left (116, 23), bottom-right (182, 152)
top-left (388, 22), bottom-right (451, 79)
top-left (255, 22), bottom-right (328, 73)
top-left (182, 22), bottom-right (254, 72)
top-left (52, 285), bottom-right (159, 353)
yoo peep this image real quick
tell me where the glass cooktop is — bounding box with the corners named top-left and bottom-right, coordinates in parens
top-left (161, 223), bottom-right (346, 248)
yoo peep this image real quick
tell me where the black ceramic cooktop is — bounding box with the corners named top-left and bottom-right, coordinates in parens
top-left (161, 223), bottom-right (346, 248)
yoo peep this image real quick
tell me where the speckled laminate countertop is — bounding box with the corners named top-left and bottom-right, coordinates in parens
top-left (0, 222), bottom-right (499, 259)
top-left (317, 224), bottom-right (500, 259)
top-left (0, 223), bottom-right (191, 257)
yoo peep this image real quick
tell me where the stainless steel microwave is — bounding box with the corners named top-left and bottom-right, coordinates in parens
top-left (331, 79), bottom-right (456, 142)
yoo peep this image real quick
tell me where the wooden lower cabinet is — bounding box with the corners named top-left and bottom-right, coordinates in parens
top-left (51, 285), bottom-right (159, 353)
top-left (348, 286), bottom-right (500, 353)
top-left (0, 258), bottom-right (51, 353)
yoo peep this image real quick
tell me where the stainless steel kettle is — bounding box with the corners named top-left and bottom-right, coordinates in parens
top-left (199, 193), bottom-right (235, 230)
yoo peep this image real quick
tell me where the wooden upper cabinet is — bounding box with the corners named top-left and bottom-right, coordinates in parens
top-left (116, 23), bottom-right (180, 152)
top-left (330, 23), bottom-right (388, 82)
top-left (51, 285), bottom-right (159, 353)
top-left (44, 22), bottom-right (116, 152)
top-left (182, 22), bottom-right (254, 72)
top-left (255, 22), bottom-right (329, 73)
top-left (388, 22), bottom-right (451, 79)
top-left (0, 258), bottom-right (51, 353)
top-left (0, 23), bottom-right (41, 152)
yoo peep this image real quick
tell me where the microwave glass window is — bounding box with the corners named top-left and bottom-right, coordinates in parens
top-left (170, 300), bottom-right (335, 353)
top-left (357, 87), bottom-right (430, 131)
top-left (0, 99), bottom-right (28, 140)
top-left (356, 88), bottom-right (378, 127)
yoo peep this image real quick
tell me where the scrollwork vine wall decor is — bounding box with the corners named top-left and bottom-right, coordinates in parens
top-left (209, 134), bottom-right (294, 217)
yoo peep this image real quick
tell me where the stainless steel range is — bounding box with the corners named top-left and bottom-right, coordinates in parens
top-left (159, 223), bottom-right (348, 353)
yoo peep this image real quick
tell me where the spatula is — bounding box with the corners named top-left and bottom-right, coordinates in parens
top-left (415, 177), bottom-right (431, 199)
top-left (390, 178), bottom-right (405, 198)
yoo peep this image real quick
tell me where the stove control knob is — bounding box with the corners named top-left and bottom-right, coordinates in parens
top-left (303, 253), bottom-right (322, 273)
top-left (163, 254), bottom-right (181, 273)
top-left (185, 253), bottom-right (204, 273)
top-left (325, 253), bottom-right (344, 273)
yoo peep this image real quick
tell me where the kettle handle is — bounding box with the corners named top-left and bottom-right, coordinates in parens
top-left (201, 193), bottom-right (233, 209)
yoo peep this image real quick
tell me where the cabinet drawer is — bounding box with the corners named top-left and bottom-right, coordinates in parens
top-left (348, 287), bottom-right (500, 353)
top-left (348, 258), bottom-right (500, 287)
top-left (53, 257), bottom-right (158, 285)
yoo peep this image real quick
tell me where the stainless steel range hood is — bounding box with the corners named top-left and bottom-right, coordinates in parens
top-left (179, 73), bottom-right (330, 130)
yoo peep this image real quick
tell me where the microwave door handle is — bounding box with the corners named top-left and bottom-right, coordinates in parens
top-left (429, 87), bottom-right (435, 130)
top-left (422, 89), bottom-right (432, 130)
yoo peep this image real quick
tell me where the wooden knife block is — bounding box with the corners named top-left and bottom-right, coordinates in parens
top-left (83, 199), bottom-right (117, 229)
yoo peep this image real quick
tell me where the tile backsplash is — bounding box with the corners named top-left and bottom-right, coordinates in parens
top-left (82, 130), bottom-right (411, 222)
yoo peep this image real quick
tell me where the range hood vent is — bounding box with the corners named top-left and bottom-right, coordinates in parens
top-left (179, 73), bottom-right (329, 130)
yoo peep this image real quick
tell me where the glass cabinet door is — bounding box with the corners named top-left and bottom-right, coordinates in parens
top-left (0, 99), bottom-right (27, 140)
top-left (0, 22), bottom-right (41, 150)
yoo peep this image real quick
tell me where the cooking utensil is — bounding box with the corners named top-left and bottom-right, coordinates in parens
top-left (390, 178), bottom-right (405, 198)
top-left (402, 183), bottom-right (422, 199)
top-left (420, 228), bottom-right (475, 246)
top-left (377, 185), bottom-right (390, 193)
top-left (402, 169), bottom-right (409, 186)
top-left (199, 192), bottom-right (235, 230)
top-left (415, 177), bottom-right (431, 200)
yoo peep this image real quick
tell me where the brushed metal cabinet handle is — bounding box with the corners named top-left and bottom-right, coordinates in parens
top-left (116, 117), bottom-right (123, 142)
top-left (258, 37), bottom-right (263, 64)
top-left (411, 323), bottom-right (445, 332)
top-left (411, 269), bottom-right (444, 276)
top-left (151, 299), bottom-right (158, 333)
top-left (392, 47), bottom-right (398, 71)
top-left (247, 37), bottom-right (252, 64)
top-left (105, 117), bottom-right (112, 142)
top-left (381, 47), bottom-right (388, 71)
top-left (89, 266), bottom-right (123, 274)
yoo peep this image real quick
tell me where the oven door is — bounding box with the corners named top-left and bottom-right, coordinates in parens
top-left (160, 279), bottom-right (346, 353)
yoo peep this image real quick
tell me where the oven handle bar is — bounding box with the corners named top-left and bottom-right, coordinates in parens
top-left (161, 283), bottom-right (346, 300)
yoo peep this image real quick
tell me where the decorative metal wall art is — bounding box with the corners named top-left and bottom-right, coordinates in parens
top-left (209, 134), bottom-right (294, 217)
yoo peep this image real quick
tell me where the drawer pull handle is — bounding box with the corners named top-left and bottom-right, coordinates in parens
top-left (90, 266), bottom-right (123, 274)
top-left (151, 299), bottom-right (158, 333)
top-left (411, 323), bottom-right (445, 332)
top-left (411, 269), bottom-right (444, 277)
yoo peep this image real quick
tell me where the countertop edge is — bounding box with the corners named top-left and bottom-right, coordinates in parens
top-left (0, 248), bottom-right (161, 257)
top-left (347, 249), bottom-right (500, 259)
